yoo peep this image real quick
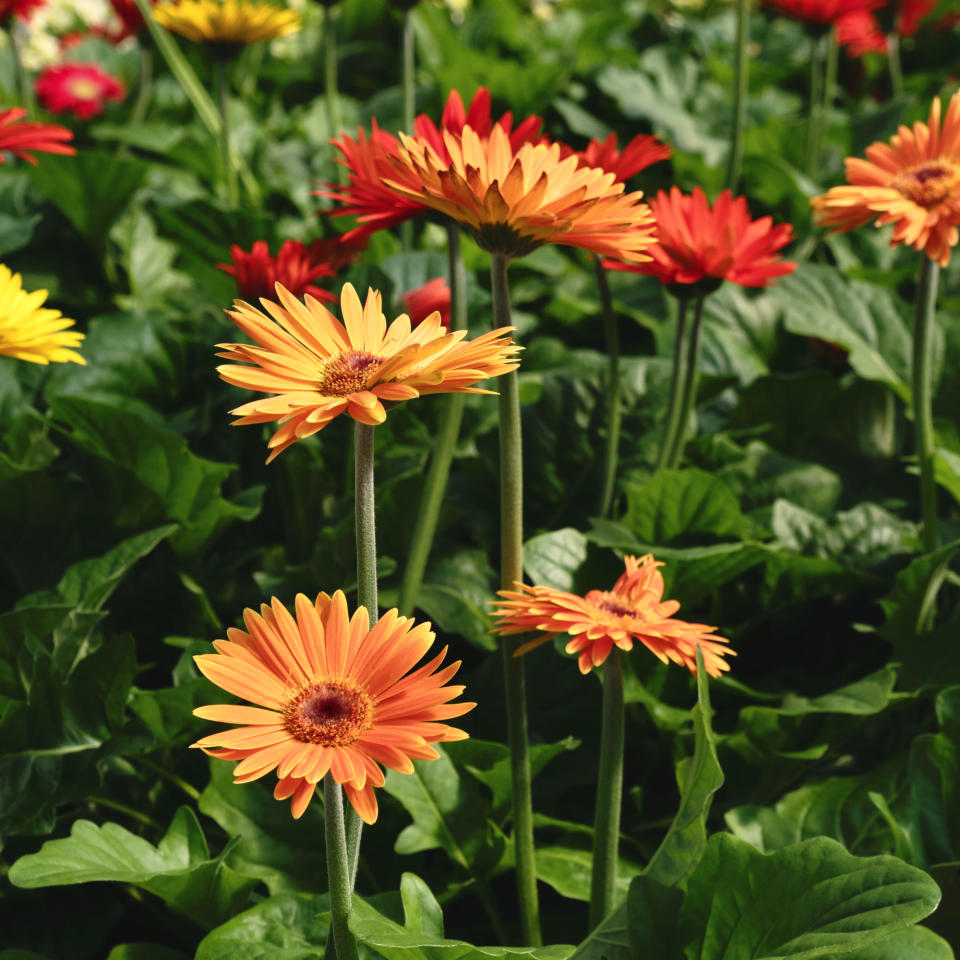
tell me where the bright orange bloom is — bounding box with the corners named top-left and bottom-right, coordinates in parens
top-left (217, 282), bottom-right (519, 462)
top-left (492, 554), bottom-right (733, 676)
top-left (811, 91), bottom-right (960, 266)
top-left (605, 187), bottom-right (795, 289)
top-left (383, 125), bottom-right (656, 261)
top-left (0, 107), bottom-right (74, 164)
top-left (566, 132), bottom-right (671, 183)
top-left (192, 590), bottom-right (474, 823)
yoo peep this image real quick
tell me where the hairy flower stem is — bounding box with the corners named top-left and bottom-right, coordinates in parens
top-left (667, 295), bottom-right (707, 469)
top-left (398, 225), bottom-right (467, 615)
top-left (491, 252), bottom-right (541, 947)
top-left (887, 33), bottom-right (904, 99)
top-left (596, 257), bottom-right (622, 517)
top-left (324, 776), bottom-right (360, 960)
top-left (324, 4), bottom-right (344, 186)
top-left (726, 0), bottom-right (749, 191)
top-left (588, 650), bottom-right (624, 929)
top-left (654, 297), bottom-right (689, 472)
top-left (400, 9), bottom-right (416, 249)
top-left (913, 258), bottom-right (941, 553)
top-left (216, 61), bottom-right (238, 207)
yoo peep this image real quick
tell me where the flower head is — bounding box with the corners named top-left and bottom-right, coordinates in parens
top-left (0, 107), bottom-right (75, 164)
top-left (402, 277), bottom-right (451, 329)
top-left (36, 63), bottom-right (125, 120)
top-left (836, 0), bottom-right (936, 53)
top-left (0, 0), bottom-right (44, 23)
top-left (219, 240), bottom-right (337, 304)
top-left (763, 0), bottom-right (881, 28)
top-left (605, 186), bottom-right (795, 292)
top-left (566, 132), bottom-right (671, 183)
top-left (383, 125), bottom-right (657, 261)
top-left (811, 91), bottom-right (960, 266)
top-left (107, 0), bottom-right (155, 40)
top-left (217, 282), bottom-right (519, 462)
top-left (152, 0), bottom-right (300, 46)
top-left (0, 264), bottom-right (84, 365)
top-left (192, 590), bottom-right (474, 822)
top-left (493, 554), bottom-right (733, 676)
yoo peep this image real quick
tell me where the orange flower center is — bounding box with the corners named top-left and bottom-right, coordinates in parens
top-left (282, 680), bottom-right (373, 746)
top-left (587, 591), bottom-right (634, 619)
top-left (891, 162), bottom-right (960, 208)
top-left (318, 350), bottom-right (384, 396)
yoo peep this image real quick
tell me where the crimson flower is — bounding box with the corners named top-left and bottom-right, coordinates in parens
top-left (0, 107), bottom-right (75, 164)
top-left (836, 0), bottom-right (937, 54)
top-left (763, 0), bottom-right (881, 28)
top-left (36, 63), bottom-right (125, 121)
top-left (565, 132), bottom-right (671, 183)
top-left (605, 187), bottom-right (796, 292)
top-left (401, 278), bottom-right (451, 329)
top-left (107, 0), bottom-right (156, 41)
top-left (0, 0), bottom-right (44, 23)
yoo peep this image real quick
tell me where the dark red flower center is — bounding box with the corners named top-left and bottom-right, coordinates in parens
top-left (892, 161), bottom-right (960, 207)
top-left (318, 350), bottom-right (385, 397)
top-left (283, 681), bottom-right (373, 745)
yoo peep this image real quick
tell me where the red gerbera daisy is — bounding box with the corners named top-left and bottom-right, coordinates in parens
top-left (401, 277), bottom-right (451, 329)
top-left (565, 132), bottom-right (671, 183)
top-left (107, 0), bottom-right (156, 41)
top-left (219, 240), bottom-right (337, 304)
top-left (0, 107), bottom-right (75, 164)
top-left (36, 63), bottom-right (125, 121)
top-left (763, 0), bottom-right (881, 27)
top-left (604, 186), bottom-right (796, 290)
top-left (0, 0), bottom-right (45, 23)
top-left (836, 0), bottom-right (937, 54)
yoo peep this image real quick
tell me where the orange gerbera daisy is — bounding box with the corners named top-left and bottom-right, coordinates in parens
top-left (811, 91), bottom-right (960, 266)
top-left (383, 125), bottom-right (656, 261)
top-left (193, 590), bottom-right (474, 822)
top-left (492, 554), bottom-right (733, 676)
top-left (217, 281), bottom-right (519, 462)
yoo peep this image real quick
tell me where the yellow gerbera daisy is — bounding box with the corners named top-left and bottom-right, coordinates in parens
top-left (152, 0), bottom-right (300, 45)
top-left (0, 265), bottom-right (84, 365)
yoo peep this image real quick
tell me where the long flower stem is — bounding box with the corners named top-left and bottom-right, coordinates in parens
top-left (726, 0), bottom-right (749, 192)
top-left (804, 32), bottom-right (826, 179)
top-left (654, 297), bottom-right (689, 472)
top-left (324, 4), bottom-right (343, 186)
top-left (491, 252), bottom-right (541, 947)
top-left (595, 256), bottom-right (622, 517)
top-left (399, 9), bottom-right (416, 249)
top-left (588, 650), bottom-right (624, 929)
top-left (216, 61), bottom-right (238, 207)
top-left (887, 33), bottom-right (904, 99)
top-left (8, 26), bottom-right (31, 112)
top-left (130, 47), bottom-right (153, 127)
top-left (324, 776), bottom-right (360, 960)
top-left (398, 224), bottom-right (467, 615)
top-left (912, 257), bottom-right (940, 553)
top-left (667, 295), bottom-right (707, 469)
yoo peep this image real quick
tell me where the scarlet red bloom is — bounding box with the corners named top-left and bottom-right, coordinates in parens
top-left (36, 63), bottom-right (125, 121)
top-left (0, 0), bottom-right (44, 23)
top-left (605, 186), bottom-right (795, 289)
top-left (492, 554), bottom-right (734, 676)
top-left (836, 0), bottom-right (936, 54)
top-left (0, 107), bottom-right (75, 164)
top-left (763, 0), bottom-right (881, 27)
top-left (219, 240), bottom-right (337, 304)
top-left (108, 0), bottom-right (156, 41)
top-left (321, 88), bottom-right (545, 240)
top-left (567, 132), bottom-right (671, 183)
top-left (401, 278), bottom-right (451, 329)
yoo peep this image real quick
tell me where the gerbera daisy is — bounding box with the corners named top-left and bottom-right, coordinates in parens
top-left (0, 264), bottom-right (84, 365)
top-left (218, 240), bottom-right (337, 304)
top-left (567, 132), bottom-right (672, 183)
top-left (383, 125), bottom-right (657, 261)
top-left (763, 0), bottom-right (881, 28)
top-left (151, 0), bottom-right (300, 46)
top-left (322, 88), bottom-right (545, 240)
top-left (35, 63), bottom-right (125, 121)
top-left (836, 0), bottom-right (936, 53)
top-left (106, 0), bottom-right (156, 41)
top-left (217, 281), bottom-right (519, 462)
top-left (0, 107), bottom-right (74, 164)
top-left (605, 186), bottom-right (796, 291)
top-left (402, 277), bottom-right (451, 329)
top-left (192, 590), bottom-right (474, 822)
top-left (811, 91), bottom-right (960, 266)
top-left (0, 0), bottom-right (44, 24)
top-left (493, 554), bottom-right (733, 676)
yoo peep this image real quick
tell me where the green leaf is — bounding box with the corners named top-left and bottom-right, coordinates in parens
top-left (417, 550), bottom-right (498, 651)
top-left (400, 873), bottom-right (444, 937)
top-left (0, 212), bottom-right (41, 257)
top-left (523, 528), bottom-right (588, 590)
top-left (8, 807), bottom-right (257, 929)
top-left (105, 946), bottom-right (190, 960)
top-left (535, 846), bottom-right (640, 903)
top-left (842, 927), bottom-right (955, 960)
top-left (625, 875), bottom-right (684, 959)
top-left (932, 448), bottom-right (960, 507)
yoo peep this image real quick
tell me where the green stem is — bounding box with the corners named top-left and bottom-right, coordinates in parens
top-left (726, 0), bottom-right (749, 192)
top-left (804, 32), bottom-right (826, 179)
top-left (324, 4), bottom-right (343, 186)
top-left (887, 32), bottom-right (904, 99)
top-left (129, 46), bottom-right (153, 127)
top-left (588, 650), bottom-right (625, 929)
top-left (595, 256), bottom-right (622, 517)
top-left (667, 295), bottom-right (707, 469)
top-left (399, 9), bottom-right (416, 249)
top-left (324, 776), bottom-right (360, 960)
top-left (216, 60), bottom-right (238, 206)
top-left (912, 257), bottom-right (940, 553)
top-left (90, 796), bottom-right (163, 831)
top-left (397, 224), bottom-right (467, 615)
top-left (491, 252), bottom-right (541, 947)
top-left (654, 297), bottom-right (689, 472)
top-left (137, 755), bottom-right (201, 801)
top-left (8, 25), bottom-right (31, 113)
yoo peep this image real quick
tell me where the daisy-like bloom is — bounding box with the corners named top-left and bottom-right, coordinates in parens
top-left (0, 107), bottom-right (74, 164)
top-left (0, 0), bottom-right (44, 23)
top-left (35, 63), bottom-right (125, 120)
top-left (402, 277), bottom-right (451, 329)
top-left (152, 0), bottom-right (300, 46)
top-left (605, 186), bottom-right (796, 291)
top-left (383, 125), bottom-right (657, 261)
top-left (217, 281), bottom-right (519, 462)
top-left (762, 0), bottom-right (880, 28)
top-left (219, 240), bottom-right (337, 304)
top-left (493, 555), bottom-right (733, 676)
top-left (811, 91), bottom-right (960, 267)
top-left (321, 87), bottom-right (544, 240)
top-left (192, 590), bottom-right (475, 822)
top-left (0, 264), bottom-right (84, 365)
top-left (566, 132), bottom-right (671, 183)
top-left (836, 0), bottom-right (936, 54)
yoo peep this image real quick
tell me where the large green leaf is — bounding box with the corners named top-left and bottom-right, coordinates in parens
top-left (523, 528), bottom-right (588, 591)
top-left (8, 807), bottom-right (258, 929)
